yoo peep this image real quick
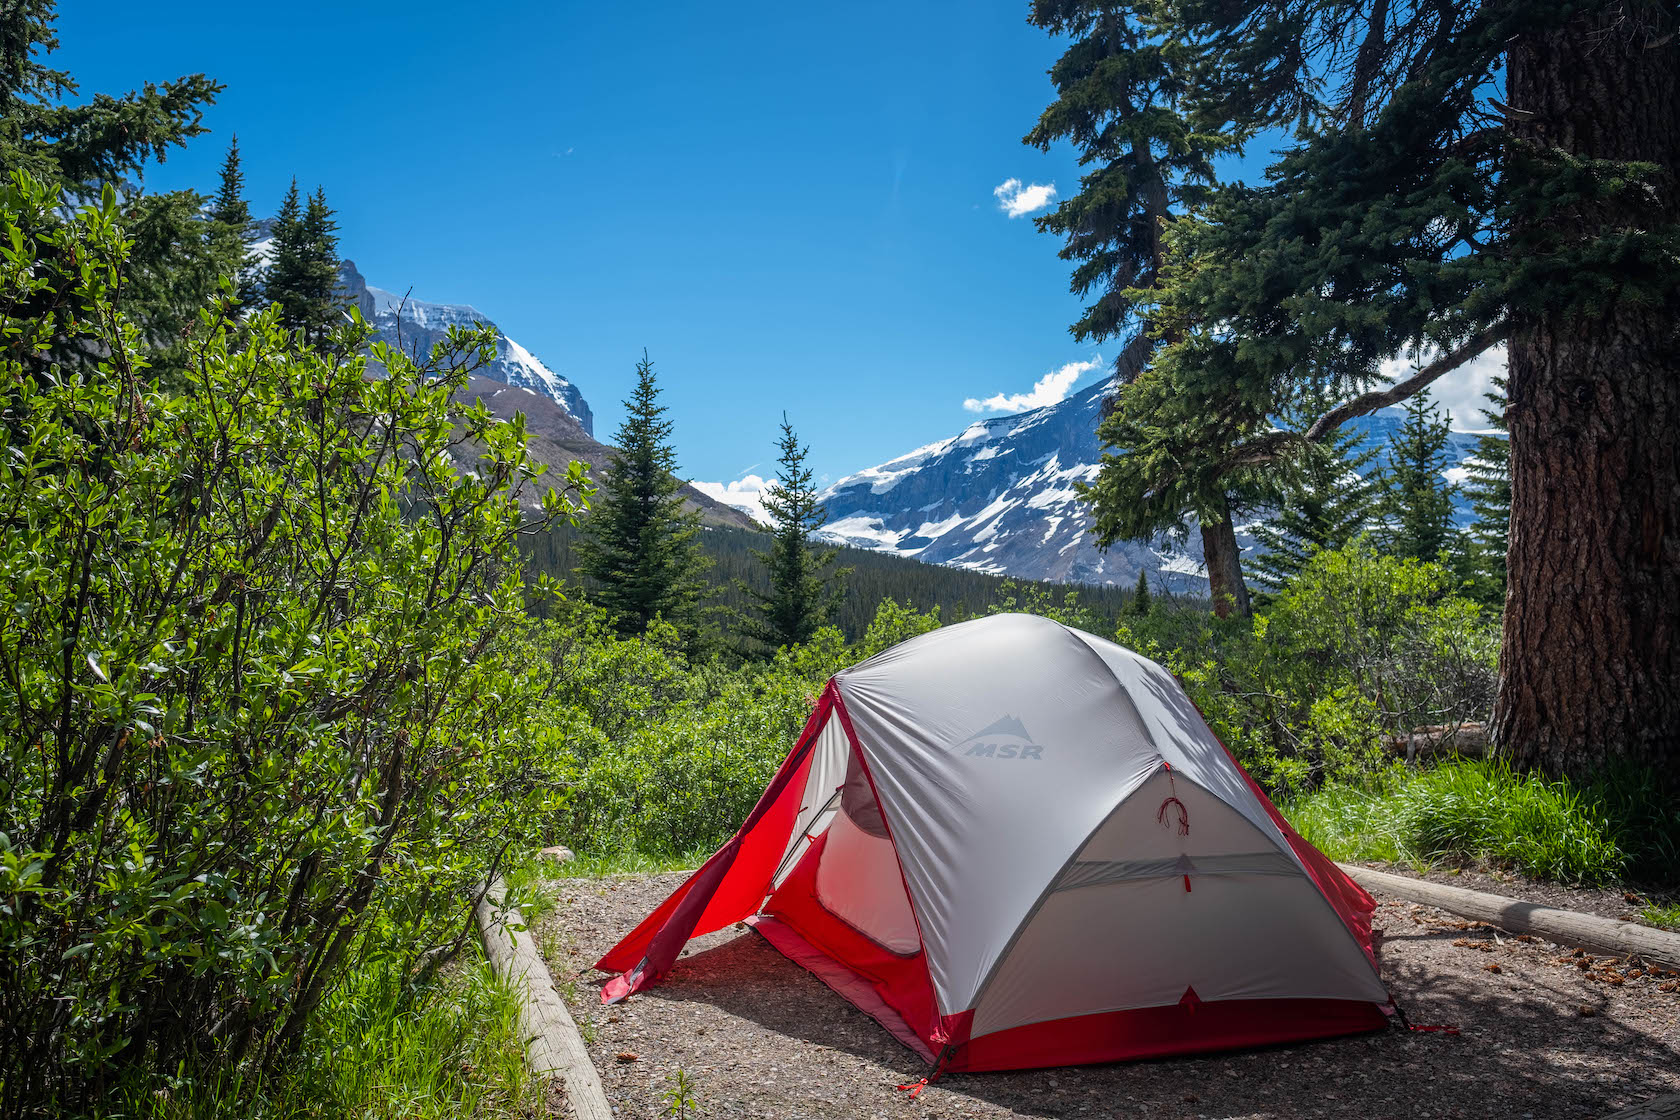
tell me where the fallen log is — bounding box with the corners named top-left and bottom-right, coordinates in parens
top-left (1338, 863), bottom-right (1680, 972)
top-left (1382, 722), bottom-right (1489, 760)
top-left (476, 877), bottom-right (612, 1120)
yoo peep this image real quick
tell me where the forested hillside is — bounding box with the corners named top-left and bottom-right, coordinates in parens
top-left (523, 521), bottom-right (1139, 639)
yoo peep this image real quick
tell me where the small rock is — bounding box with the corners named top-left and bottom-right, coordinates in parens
top-left (1577, 1005), bottom-right (1597, 1017)
top-left (539, 845), bottom-right (575, 863)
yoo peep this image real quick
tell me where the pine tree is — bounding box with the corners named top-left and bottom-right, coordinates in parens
top-left (2, 0), bottom-right (223, 372)
top-left (1025, 6), bottom-right (1257, 618)
top-left (209, 135), bottom-right (257, 310)
top-left (740, 416), bottom-right (846, 651)
top-left (1378, 391), bottom-right (1458, 563)
top-left (575, 353), bottom-right (710, 635)
top-left (1459, 376), bottom-right (1511, 607)
top-left (1027, 1), bottom-right (1680, 774)
top-left (264, 180), bottom-right (306, 324)
top-left (1130, 569), bottom-right (1151, 616)
top-left (1250, 392), bottom-right (1380, 592)
top-left (264, 181), bottom-right (344, 343)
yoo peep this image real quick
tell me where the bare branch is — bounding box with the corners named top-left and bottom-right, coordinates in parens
top-left (1220, 322), bottom-right (1508, 470)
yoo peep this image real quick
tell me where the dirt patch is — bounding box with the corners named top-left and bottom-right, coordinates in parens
top-left (537, 873), bottom-right (1680, 1119)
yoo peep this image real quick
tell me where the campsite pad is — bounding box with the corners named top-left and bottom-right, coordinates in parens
top-left (539, 871), bottom-right (1680, 1119)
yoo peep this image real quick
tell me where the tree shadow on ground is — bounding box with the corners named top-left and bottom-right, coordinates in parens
top-left (613, 925), bottom-right (1678, 1119)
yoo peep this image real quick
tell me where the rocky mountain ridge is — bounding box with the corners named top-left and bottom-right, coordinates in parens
top-left (804, 377), bottom-right (1489, 589)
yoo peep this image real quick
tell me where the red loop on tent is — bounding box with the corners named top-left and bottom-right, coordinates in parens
top-left (895, 1078), bottom-right (929, 1098)
top-left (1158, 762), bottom-right (1190, 836)
top-left (1157, 796), bottom-right (1189, 836)
top-left (1408, 1023), bottom-right (1461, 1035)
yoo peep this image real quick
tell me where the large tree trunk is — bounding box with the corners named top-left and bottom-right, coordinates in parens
top-left (1497, 6), bottom-right (1680, 777)
top-left (1200, 498), bottom-right (1252, 620)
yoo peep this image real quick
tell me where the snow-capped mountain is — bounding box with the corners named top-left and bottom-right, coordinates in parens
top-left (338, 260), bottom-right (593, 434)
top-left (243, 219), bottom-right (593, 433)
top-left (815, 378), bottom-right (1489, 589)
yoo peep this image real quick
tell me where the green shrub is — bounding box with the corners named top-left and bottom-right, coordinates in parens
top-left (1122, 542), bottom-right (1498, 794)
top-left (0, 173), bottom-right (587, 1111)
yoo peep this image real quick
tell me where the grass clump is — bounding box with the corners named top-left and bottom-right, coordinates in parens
top-left (112, 955), bottom-right (539, 1119)
top-left (1639, 901), bottom-right (1680, 930)
top-left (1284, 759), bottom-right (1674, 887)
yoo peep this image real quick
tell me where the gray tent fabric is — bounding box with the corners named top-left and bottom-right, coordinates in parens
top-left (821, 613), bottom-right (1387, 1031)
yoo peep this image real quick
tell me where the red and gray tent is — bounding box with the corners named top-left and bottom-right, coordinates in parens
top-left (596, 614), bottom-right (1391, 1072)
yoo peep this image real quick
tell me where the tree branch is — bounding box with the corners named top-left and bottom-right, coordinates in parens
top-left (1221, 322), bottom-right (1508, 470)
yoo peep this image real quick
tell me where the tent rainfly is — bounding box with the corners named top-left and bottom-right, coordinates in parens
top-left (595, 614), bottom-right (1393, 1073)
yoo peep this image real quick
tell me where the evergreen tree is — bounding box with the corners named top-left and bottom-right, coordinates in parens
top-left (1378, 391), bottom-right (1458, 563)
top-left (209, 134), bottom-right (257, 310)
top-left (2, 0), bottom-right (223, 372)
top-left (264, 181), bottom-right (344, 343)
top-left (740, 416), bottom-right (846, 651)
top-left (1459, 376), bottom-right (1511, 607)
top-left (1250, 391), bottom-right (1380, 592)
top-left (1025, 5), bottom-right (1258, 618)
top-left (1028, 1), bottom-right (1680, 775)
top-left (575, 353), bottom-right (710, 635)
top-left (1130, 569), bottom-right (1151, 616)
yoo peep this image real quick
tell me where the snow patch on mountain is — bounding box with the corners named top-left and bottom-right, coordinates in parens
top-left (339, 261), bottom-right (593, 433)
top-left (819, 375), bottom-right (1494, 588)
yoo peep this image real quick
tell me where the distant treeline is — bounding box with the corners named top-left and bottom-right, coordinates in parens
top-left (522, 520), bottom-right (1142, 640)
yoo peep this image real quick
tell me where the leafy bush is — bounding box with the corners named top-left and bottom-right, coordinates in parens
top-left (0, 174), bottom-right (586, 1111)
top-left (1122, 542), bottom-right (1498, 793)
top-left (549, 601), bottom-right (942, 857)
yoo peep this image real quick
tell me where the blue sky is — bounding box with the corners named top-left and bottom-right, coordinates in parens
top-left (56, 1), bottom-right (1497, 499)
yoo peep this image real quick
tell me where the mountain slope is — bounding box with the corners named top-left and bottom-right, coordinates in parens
top-left (339, 260), bottom-right (594, 433)
top-left (246, 218), bottom-right (595, 433)
top-left (814, 378), bottom-right (1489, 588)
top-left (462, 377), bottom-right (756, 530)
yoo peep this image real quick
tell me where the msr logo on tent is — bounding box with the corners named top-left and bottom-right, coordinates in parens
top-left (954, 715), bottom-right (1044, 760)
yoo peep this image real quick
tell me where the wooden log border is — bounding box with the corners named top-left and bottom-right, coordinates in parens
top-left (476, 877), bottom-right (613, 1120)
top-left (1339, 863), bottom-right (1680, 972)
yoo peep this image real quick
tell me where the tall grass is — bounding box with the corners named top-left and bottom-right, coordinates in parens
top-left (106, 955), bottom-right (540, 1120)
top-left (1283, 759), bottom-right (1677, 887)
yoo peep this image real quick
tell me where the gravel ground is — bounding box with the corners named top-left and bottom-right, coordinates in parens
top-left (536, 872), bottom-right (1680, 1120)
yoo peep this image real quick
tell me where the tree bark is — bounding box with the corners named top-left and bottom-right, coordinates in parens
top-left (1200, 497), bottom-right (1252, 619)
top-left (1497, 6), bottom-right (1680, 777)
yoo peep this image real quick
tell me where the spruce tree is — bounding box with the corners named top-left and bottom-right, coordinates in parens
top-left (1378, 391), bottom-right (1458, 563)
top-left (1028, 1), bottom-right (1680, 774)
top-left (1130, 569), bottom-right (1151, 617)
top-left (1025, 6), bottom-right (1258, 618)
top-left (298, 187), bottom-right (345, 342)
top-left (1250, 391), bottom-right (1379, 592)
top-left (209, 135), bottom-right (257, 310)
top-left (2, 0), bottom-right (223, 372)
top-left (263, 180), bottom-right (306, 324)
top-left (740, 416), bottom-right (846, 651)
top-left (1459, 376), bottom-right (1511, 607)
top-left (264, 182), bottom-right (344, 343)
top-left (575, 353), bottom-right (710, 635)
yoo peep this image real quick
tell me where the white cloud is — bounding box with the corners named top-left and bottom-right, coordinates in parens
top-left (1379, 343), bottom-right (1508, 431)
top-left (993, 178), bottom-right (1057, 218)
top-left (964, 357), bottom-right (1103, 414)
top-left (691, 474), bottom-right (774, 526)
